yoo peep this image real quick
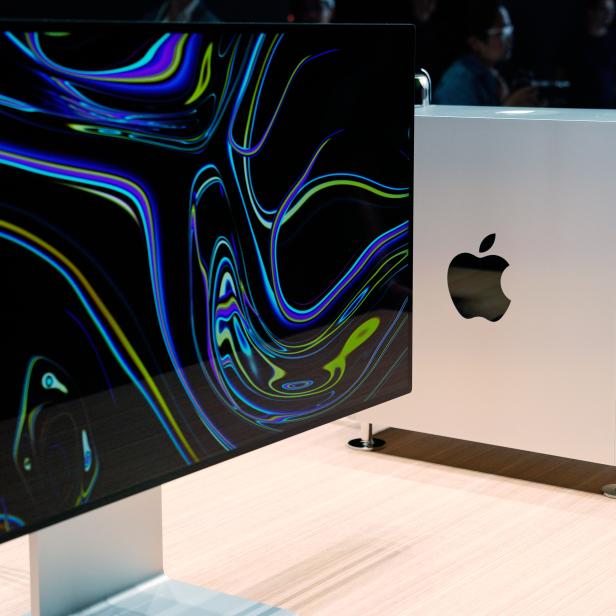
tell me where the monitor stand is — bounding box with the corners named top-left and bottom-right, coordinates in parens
top-left (27, 487), bottom-right (292, 616)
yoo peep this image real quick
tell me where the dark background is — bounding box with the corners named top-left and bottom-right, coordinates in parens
top-left (0, 0), bottom-right (598, 108)
top-left (0, 0), bottom-right (288, 20)
top-left (0, 0), bottom-right (590, 78)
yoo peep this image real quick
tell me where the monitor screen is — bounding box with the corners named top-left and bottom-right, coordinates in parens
top-left (0, 23), bottom-right (413, 543)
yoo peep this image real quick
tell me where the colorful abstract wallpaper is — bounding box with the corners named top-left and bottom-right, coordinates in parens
top-left (0, 25), bottom-right (412, 541)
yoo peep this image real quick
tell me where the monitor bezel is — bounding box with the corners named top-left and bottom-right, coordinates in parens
top-left (0, 20), bottom-right (414, 544)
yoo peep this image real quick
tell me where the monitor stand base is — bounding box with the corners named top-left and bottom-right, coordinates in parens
top-left (27, 487), bottom-right (292, 616)
top-left (30, 574), bottom-right (288, 615)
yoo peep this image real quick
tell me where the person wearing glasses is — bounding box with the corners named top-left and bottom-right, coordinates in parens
top-left (434, 0), bottom-right (539, 106)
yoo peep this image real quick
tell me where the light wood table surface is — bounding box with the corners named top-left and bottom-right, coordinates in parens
top-left (2, 420), bottom-right (616, 615)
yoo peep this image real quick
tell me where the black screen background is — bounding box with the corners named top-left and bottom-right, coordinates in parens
top-left (0, 24), bottom-right (413, 542)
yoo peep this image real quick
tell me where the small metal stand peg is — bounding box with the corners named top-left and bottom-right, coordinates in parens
top-left (602, 484), bottom-right (616, 498)
top-left (347, 422), bottom-right (386, 451)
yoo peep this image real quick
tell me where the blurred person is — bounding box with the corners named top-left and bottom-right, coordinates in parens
top-left (434, 0), bottom-right (540, 106)
top-left (411, 0), bottom-right (438, 23)
top-left (588, 0), bottom-right (616, 35)
top-left (567, 0), bottom-right (616, 108)
top-left (333, 0), bottom-right (410, 22)
top-left (288, 0), bottom-right (335, 23)
top-left (147, 0), bottom-right (218, 21)
top-left (411, 0), bottom-right (446, 81)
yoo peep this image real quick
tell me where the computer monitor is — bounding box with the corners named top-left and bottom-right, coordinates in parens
top-left (0, 22), bottom-right (413, 614)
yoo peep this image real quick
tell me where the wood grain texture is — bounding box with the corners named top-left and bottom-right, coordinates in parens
top-left (2, 421), bottom-right (616, 615)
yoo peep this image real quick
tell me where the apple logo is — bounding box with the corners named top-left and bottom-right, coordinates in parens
top-left (447, 233), bottom-right (511, 322)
